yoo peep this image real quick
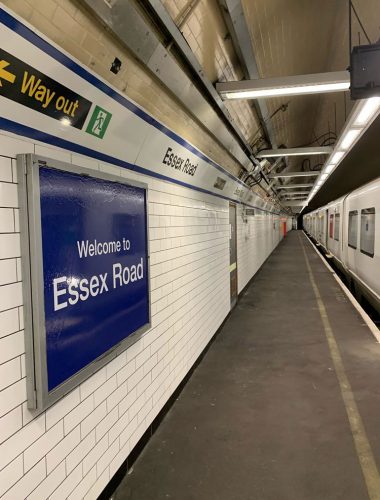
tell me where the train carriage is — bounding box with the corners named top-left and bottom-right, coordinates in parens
top-left (304, 177), bottom-right (380, 311)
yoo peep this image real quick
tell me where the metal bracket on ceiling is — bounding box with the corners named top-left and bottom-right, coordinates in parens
top-left (217, 0), bottom-right (277, 150)
top-left (216, 0), bottom-right (286, 201)
top-left (79, 0), bottom-right (280, 198)
top-left (81, 0), bottom-right (256, 167)
top-left (140, 0), bottom-right (275, 189)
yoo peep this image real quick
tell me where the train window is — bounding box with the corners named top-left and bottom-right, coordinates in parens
top-left (360, 208), bottom-right (376, 257)
top-left (329, 214), bottom-right (334, 238)
top-left (334, 213), bottom-right (340, 241)
top-left (348, 211), bottom-right (358, 249)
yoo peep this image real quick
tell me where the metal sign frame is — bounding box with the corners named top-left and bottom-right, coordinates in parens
top-left (18, 153), bottom-right (151, 411)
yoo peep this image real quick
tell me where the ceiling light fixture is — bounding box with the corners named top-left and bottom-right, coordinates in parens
top-left (257, 146), bottom-right (332, 158)
top-left (269, 171), bottom-right (320, 178)
top-left (221, 82), bottom-right (350, 99)
top-left (282, 191), bottom-right (311, 196)
top-left (216, 71), bottom-right (350, 100)
top-left (340, 128), bottom-right (361, 150)
top-left (304, 95), bottom-right (380, 206)
top-left (277, 184), bottom-right (314, 189)
top-left (354, 97), bottom-right (380, 126)
top-left (330, 151), bottom-right (345, 164)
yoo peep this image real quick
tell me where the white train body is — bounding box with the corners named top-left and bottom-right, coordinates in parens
top-left (304, 177), bottom-right (380, 309)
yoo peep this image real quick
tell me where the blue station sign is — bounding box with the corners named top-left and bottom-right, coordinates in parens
top-left (19, 155), bottom-right (150, 408)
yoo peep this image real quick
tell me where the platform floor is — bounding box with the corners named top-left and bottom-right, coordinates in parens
top-left (112, 231), bottom-right (380, 500)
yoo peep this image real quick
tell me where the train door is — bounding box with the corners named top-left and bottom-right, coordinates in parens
top-left (320, 213), bottom-right (324, 244)
top-left (341, 195), bottom-right (350, 268)
top-left (324, 209), bottom-right (329, 248)
top-left (316, 215), bottom-right (321, 241)
top-left (229, 203), bottom-right (238, 308)
top-left (329, 209), bottom-right (334, 239)
top-left (342, 198), bottom-right (348, 265)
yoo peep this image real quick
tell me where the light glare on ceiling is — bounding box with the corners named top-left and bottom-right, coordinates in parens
top-left (289, 95), bottom-right (380, 208)
top-left (60, 117), bottom-right (71, 126)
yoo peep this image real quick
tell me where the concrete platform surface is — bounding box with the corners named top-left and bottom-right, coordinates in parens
top-left (111, 231), bottom-right (380, 500)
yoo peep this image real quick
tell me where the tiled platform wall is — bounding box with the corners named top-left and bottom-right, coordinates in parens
top-left (0, 132), bottom-right (288, 499)
top-left (0, 131), bottom-right (287, 499)
top-left (0, 2), bottom-right (289, 497)
top-left (237, 206), bottom-right (287, 293)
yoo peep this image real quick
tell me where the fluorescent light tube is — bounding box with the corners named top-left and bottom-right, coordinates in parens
top-left (340, 129), bottom-right (361, 150)
top-left (330, 151), bottom-right (344, 164)
top-left (258, 148), bottom-right (331, 157)
top-left (354, 97), bottom-right (380, 126)
top-left (223, 82), bottom-right (350, 100)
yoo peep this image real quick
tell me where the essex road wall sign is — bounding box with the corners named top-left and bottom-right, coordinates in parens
top-left (19, 154), bottom-right (150, 410)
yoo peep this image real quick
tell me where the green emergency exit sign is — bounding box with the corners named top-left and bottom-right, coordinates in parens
top-left (86, 105), bottom-right (112, 139)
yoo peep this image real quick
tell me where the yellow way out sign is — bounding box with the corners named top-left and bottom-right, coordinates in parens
top-left (0, 47), bottom-right (92, 129)
top-left (0, 59), bottom-right (15, 85)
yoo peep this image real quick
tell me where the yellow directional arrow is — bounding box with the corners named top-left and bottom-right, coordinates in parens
top-left (0, 60), bottom-right (16, 86)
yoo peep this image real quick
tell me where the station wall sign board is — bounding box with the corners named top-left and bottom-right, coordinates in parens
top-left (0, 47), bottom-right (92, 129)
top-left (0, 4), bottom-right (277, 214)
top-left (19, 154), bottom-right (150, 410)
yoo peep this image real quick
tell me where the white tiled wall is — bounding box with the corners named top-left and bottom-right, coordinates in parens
top-left (237, 207), bottom-right (284, 293)
top-left (0, 133), bottom-right (287, 499)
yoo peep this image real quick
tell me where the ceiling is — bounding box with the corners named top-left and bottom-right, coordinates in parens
top-left (161, 0), bottom-right (380, 211)
top-left (308, 113), bottom-right (380, 210)
top-left (243, 0), bottom-right (344, 151)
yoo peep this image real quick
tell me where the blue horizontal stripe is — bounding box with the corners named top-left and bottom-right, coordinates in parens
top-left (0, 117), bottom-right (277, 214)
top-left (0, 7), bottom-right (247, 188)
top-left (0, 9), bottom-right (279, 214)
